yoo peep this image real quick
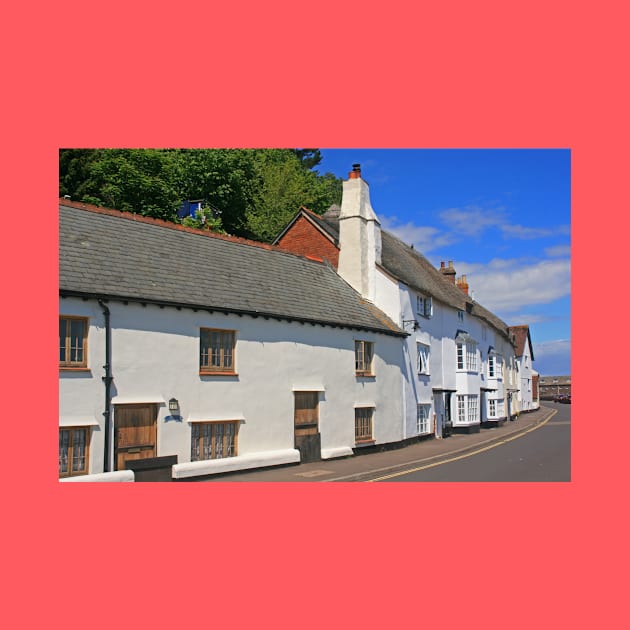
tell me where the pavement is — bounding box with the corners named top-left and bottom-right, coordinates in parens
top-left (200, 405), bottom-right (556, 482)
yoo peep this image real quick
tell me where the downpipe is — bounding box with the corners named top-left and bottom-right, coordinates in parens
top-left (98, 300), bottom-right (113, 472)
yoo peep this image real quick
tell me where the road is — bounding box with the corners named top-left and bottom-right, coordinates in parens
top-left (368, 402), bottom-right (571, 482)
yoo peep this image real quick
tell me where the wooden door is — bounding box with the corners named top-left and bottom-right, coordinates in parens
top-left (294, 392), bottom-right (321, 463)
top-left (115, 404), bottom-right (157, 471)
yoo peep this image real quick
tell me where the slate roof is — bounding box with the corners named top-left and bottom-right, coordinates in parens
top-left (59, 201), bottom-right (406, 337)
top-left (295, 207), bottom-right (513, 342)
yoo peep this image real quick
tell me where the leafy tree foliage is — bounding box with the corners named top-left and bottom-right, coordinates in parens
top-left (59, 148), bottom-right (341, 242)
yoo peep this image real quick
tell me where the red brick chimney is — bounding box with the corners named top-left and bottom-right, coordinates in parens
top-left (440, 261), bottom-right (456, 284)
top-left (456, 274), bottom-right (469, 295)
top-left (349, 163), bottom-right (362, 179)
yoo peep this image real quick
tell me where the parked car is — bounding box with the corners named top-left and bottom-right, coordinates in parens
top-left (554, 394), bottom-right (571, 403)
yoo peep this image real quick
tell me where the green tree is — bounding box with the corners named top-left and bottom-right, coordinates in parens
top-left (59, 148), bottom-right (342, 242)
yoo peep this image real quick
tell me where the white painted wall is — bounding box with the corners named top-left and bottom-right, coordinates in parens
top-left (59, 296), bottom-right (405, 477)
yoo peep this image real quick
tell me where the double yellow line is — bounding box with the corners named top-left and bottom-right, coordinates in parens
top-left (366, 409), bottom-right (558, 482)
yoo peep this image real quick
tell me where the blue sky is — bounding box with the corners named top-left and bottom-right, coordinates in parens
top-left (316, 149), bottom-right (571, 376)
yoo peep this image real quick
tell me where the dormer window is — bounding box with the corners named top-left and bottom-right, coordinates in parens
top-left (417, 295), bottom-right (433, 319)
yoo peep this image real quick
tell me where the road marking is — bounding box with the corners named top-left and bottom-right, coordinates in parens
top-left (365, 410), bottom-right (558, 482)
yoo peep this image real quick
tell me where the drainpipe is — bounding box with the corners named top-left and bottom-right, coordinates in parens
top-left (98, 299), bottom-right (113, 472)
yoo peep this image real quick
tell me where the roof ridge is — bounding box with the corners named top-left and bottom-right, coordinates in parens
top-left (59, 198), bottom-right (326, 264)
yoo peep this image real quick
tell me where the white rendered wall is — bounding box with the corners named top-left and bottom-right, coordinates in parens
top-left (59, 297), bottom-right (404, 475)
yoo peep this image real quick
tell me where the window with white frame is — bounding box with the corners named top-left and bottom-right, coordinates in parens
top-left (488, 354), bottom-right (496, 378)
top-left (488, 399), bottom-right (497, 417)
top-left (417, 342), bottom-right (430, 375)
top-left (458, 310), bottom-right (464, 322)
top-left (457, 340), bottom-right (478, 372)
top-left (417, 404), bottom-right (431, 434)
top-left (456, 394), bottom-right (479, 424)
top-left (417, 295), bottom-right (433, 318)
top-left (457, 396), bottom-right (466, 423)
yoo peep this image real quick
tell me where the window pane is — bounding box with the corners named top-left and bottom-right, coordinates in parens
top-left (59, 430), bottom-right (69, 474)
top-left (72, 428), bottom-right (87, 472)
top-left (59, 319), bottom-right (67, 362)
top-left (200, 330), bottom-right (210, 367)
top-left (70, 320), bottom-right (85, 363)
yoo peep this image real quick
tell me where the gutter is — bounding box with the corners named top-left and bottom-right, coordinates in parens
top-left (61, 290), bottom-right (408, 338)
top-left (97, 299), bottom-right (113, 472)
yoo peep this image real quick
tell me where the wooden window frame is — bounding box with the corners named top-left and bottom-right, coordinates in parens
top-left (200, 328), bottom-right (236, 375)
top-left (190, 421), bottom-right (239, 461)
top-left (354, 407), bottom-right (374, 444)
top-left (59, 426), bottom-right (91, 477)
top-left (59, 315), bottom-right (88, 370)
top-left (355, 340), bottom-right (375, 377)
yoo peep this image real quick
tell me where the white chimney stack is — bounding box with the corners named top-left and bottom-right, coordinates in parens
top-left (337, 164), bottom-right (382, 301)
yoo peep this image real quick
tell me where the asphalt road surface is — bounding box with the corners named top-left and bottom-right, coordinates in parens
top-left (370, 402), bottom-right (571, 482)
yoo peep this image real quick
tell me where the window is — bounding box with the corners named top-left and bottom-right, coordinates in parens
top-left (200, 329), bottom-right (235, 373)
top-left (457, 396), bottom-right (466, 423)
top-left (457, 341), bottom-right (478, 372)
top-left (417, 404), bottom-right (431, 434)
top-left (191, 421), bottom-right (238, 461)
top-left (355, 407), bottom-right (374, 443)
top-left (488, 354), bottom-right (496, 378)
top-left (456, 395), bottom-right (479, 424)
top-left (458, 310), bottom-right (465, 322)
top-left (489, 399), bottom-right (496, 417)
top-left (417, 295), bottom-right (433, 318)
top-left (59, 427), bottom-right (90, 477)
top-left (355, 340), bottom-right (374, 376)
top-left (59, 316), bottom-right (88, 368)
top-left (467, 396), bottom-right (478, 423)
top-left (482, 326), bottom-right (487, 341)
top-left (417, 343), bottom-right (430, 375)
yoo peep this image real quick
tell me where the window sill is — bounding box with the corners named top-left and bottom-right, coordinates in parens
top-left (59, 367), bottom-right (91, 372)
top-left (200, 371), bottom-right (238, 377)
top-left (356, 372), bottom-right (375, 378)
top-left (355, 439), bottom-right (375, 446)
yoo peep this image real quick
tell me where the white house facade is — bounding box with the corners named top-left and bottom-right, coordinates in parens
top-left (276, 164), bottom-right (523, 441)
top-left (59, 201), bottom-right (407, 480)
top-left (60, 164), bottom-right (536, 481)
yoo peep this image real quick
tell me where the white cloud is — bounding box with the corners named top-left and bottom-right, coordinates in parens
top-left (457, 257), bottom-right (571, 315)
top-left (438, 206), bottom-right (506, 237)
top-left (500, 224), bottom-right (570, 239)
top-left (544, 244), bottom-right (572, 257)
top-left (435, 205), bottom-right (569, 242)
top-left (380, 216), bottom-right (457, 252)
top-left (532, 339), bottom-right (571, 376)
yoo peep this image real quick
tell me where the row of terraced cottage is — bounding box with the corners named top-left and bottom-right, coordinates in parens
top-left (59, 164), bottom-right (538, 481)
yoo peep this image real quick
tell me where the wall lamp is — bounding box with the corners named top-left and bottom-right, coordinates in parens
top-left (168, 398), bottom-right (179, 413)
top-left (402, 319), bottom-right (420, 332)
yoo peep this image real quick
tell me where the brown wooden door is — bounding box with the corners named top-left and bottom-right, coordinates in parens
top-left (115, 404), bottom-right (157, 471)
top-left (294, 392), bottom-right (321, 463)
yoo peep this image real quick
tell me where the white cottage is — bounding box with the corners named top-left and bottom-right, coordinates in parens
top-left (275, 164), bottom-right (520, 439)
top-left (508, 325), bottom-right (537, 413)
top-left (59, 200), bottom-right (407, 480)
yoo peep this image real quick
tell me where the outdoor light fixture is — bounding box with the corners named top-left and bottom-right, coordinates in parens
top-left (402, 319), bottom-right (420, 332)
top-left (168, 398), bottom-right (179, 413)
